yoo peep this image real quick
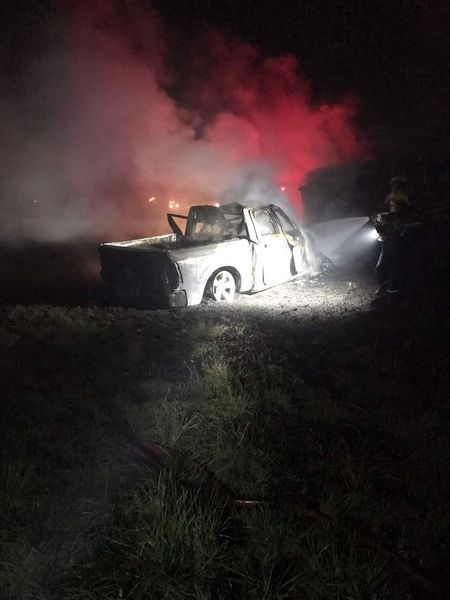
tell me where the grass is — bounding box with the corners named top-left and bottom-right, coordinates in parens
top-left (0, 294), bottom-right (449, 599)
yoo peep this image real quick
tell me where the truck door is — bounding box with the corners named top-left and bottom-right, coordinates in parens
top-left (251, 208), bottom-right (292, 286)
top-left (272, 207), bottom-right (306, 274)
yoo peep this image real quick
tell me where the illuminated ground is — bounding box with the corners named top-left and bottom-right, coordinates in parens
top-left (200, 268), bottom-right (375, 320)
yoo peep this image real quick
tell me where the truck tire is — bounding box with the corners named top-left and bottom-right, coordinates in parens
top-left (209, 270), bottom-right (236, 302)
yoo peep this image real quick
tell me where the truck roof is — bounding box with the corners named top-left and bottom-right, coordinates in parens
top-left (208, 203), bottom-right (276, 214)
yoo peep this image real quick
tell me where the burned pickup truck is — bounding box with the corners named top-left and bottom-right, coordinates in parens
top-left (98, 203), bottom-right (317, 307)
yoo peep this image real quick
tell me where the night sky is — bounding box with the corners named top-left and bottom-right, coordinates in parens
top-left (152, 0), bottom-right (450, 158)
top-left (2, 0), bottom-right (450, 157)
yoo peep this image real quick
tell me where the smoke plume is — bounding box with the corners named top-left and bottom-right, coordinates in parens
top-left (0, 1), bottom-right (367, 243)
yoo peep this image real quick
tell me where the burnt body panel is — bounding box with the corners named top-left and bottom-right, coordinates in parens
top-left (99, 244), bottom-right (185, 307)
top-left (170, 238), bottom-right (254, 305)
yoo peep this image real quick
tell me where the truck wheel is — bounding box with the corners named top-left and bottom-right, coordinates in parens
top-left (210, 270), bottom-right (236, 302)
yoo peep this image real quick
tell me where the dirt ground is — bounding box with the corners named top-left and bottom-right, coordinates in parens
top-left (200, 267), bottom-right (375, 321)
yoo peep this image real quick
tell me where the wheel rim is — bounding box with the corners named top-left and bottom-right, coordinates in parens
top-left (211, 271), bottom-right (236, 302)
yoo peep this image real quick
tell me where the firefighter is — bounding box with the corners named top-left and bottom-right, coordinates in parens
top-left (373, 176), bottom-right (413, 298)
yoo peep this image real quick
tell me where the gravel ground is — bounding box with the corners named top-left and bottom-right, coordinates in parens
top-left (192, 267), bottom-right (377, 325)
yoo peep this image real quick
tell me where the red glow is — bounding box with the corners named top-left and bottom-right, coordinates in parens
top-left (64, 3), bottom-right (368, 236)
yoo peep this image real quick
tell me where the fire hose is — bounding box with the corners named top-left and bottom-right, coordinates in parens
top-left (107, 402), bottom-right (444, 600)
top-left (95, 379), bottom-right (449, 599)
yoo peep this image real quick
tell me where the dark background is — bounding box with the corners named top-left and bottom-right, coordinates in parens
top-left (152, 0), bottom-right (450, 159)
top-left (2, 0), bottom-right (450, 161)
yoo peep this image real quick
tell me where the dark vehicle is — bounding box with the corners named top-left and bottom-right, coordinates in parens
top-left (99, 203), bottom-right (317, 307)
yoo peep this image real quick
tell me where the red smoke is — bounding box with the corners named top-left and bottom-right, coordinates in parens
top-left (185, 35), bottom-right (364, 205)
top-left (65, 2), bottom-right (367, 237)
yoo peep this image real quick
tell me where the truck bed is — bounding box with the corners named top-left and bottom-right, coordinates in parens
top-left (102, 233), bottom-right (233, 252)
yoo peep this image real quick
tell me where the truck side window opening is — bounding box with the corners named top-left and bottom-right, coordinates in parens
top-left (193, 222), bottom-right (222, 235)
top-left (273, 208), bottom-right (301, 238)
top-left (253, 209), bottom-right (277, 236)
